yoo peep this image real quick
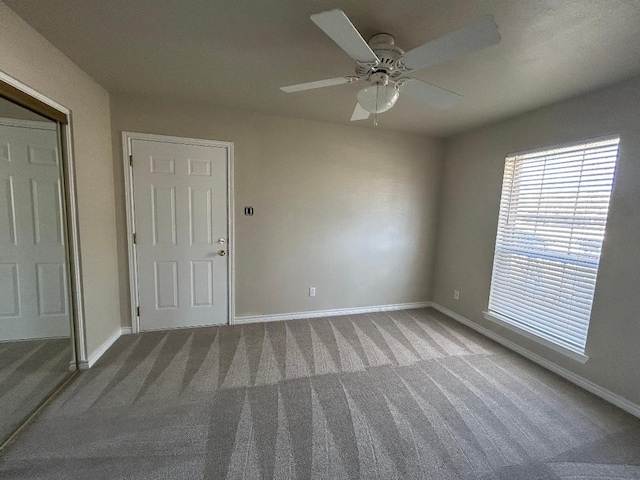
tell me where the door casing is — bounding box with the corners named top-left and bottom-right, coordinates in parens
top-left (122, 132), bottom-right (235, 333)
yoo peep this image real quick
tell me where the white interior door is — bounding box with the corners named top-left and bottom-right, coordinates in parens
top-left (131, 138), bottom-right (230, 331)
top-left (0, 120), bottom-right (71, 340)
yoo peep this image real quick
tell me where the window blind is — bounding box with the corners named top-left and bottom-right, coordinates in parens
top-left (488, 136), bottom-right (619, 354)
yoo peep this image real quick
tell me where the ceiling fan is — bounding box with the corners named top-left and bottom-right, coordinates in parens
top-left (281, 9), bottom-right (501, 123)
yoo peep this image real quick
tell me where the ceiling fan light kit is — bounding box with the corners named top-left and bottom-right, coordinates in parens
top-left (357, 73), bottom-right (400, 114)
top-left (357, 84), bottom-right (399, 114)
top-left (280, 9), bottom-right (501, 123)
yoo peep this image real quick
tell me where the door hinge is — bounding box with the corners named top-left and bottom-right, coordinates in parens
top-left (136, 306), bottom-right (140, 317)
top-left (129, 154), bottom-right (133, 166)
top-left (133, 233), bottom-right (137, 244)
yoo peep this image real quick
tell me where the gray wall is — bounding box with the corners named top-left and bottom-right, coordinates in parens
top-left (0, 3), bottom-right (121, 357)
top-left (433, 76), bottom-right (640, 404)
top-left (110, 93), bottom-right (443, 323)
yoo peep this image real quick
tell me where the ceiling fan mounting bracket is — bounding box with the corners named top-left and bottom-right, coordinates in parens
top-left (368, 33), bottom-right (395, 46)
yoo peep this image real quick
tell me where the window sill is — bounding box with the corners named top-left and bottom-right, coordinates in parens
top-left (482, 311), bottom-right (589, 364)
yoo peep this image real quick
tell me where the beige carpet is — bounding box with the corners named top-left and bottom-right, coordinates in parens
top-left (0, 308), bottom-right (638, 479)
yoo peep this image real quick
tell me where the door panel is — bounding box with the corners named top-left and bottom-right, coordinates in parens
top-left (0, 175), bottom-right (17, 245)
top-left (0, 263), bottom-right (19, 316)
top-left (32, 178), bottom-right (63, 244)
top-left (36, 262), bottom-right (67, 315)
top-left (132, 139), bottom-right (229, 330)
top-left (151, 185), bottom-right (177, 245)
top-left (0, 123), bottom-right (70, 340)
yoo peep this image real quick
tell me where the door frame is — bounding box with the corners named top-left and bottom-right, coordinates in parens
top-left (0, 70), bottom-right (87, 365)
top-left (122, 132), bottom-right (235, 333)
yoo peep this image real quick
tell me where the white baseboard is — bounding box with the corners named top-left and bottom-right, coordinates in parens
top-left (430, 303), bottom-right (640, 419)
top-left (78, 327), bottom-right (131, 370)
top-left (234, 301), bottom-right (432, 325)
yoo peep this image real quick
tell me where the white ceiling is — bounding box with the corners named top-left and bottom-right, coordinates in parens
top-left (6, 0), bottom-right (640, 136)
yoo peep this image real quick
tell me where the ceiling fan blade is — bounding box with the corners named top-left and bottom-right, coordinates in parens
top-left (350, 102), bottom-right (370, 121)
top-left (280, 76), bottom-right (358, 93)
top-left (310, 9), bottom-right (379, 64)
top-left (399, 78), bottom-right (461, 110)
top-left (402, 14), bottom-right (500, 71)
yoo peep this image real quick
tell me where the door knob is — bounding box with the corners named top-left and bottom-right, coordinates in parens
top-left (218, 250), bottom-right (226, 256)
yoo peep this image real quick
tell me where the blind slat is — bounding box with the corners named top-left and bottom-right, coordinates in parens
top-left (488, 136), bottom-right (619, 354)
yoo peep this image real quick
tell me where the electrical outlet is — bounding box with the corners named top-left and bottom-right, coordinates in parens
top-left (309, 287), bottom-right (316, 297)
top-left (453, 290), bottom-right (460, 300)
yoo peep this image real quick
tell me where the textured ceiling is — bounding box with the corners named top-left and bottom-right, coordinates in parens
top-left (5, 0), bottom-right (640, 136)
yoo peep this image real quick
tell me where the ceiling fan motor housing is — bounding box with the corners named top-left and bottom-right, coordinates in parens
top-left (356, 34), bottom-right (405, 80)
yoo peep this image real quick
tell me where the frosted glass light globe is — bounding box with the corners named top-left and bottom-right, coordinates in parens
top-left (357, 84), bottom-right (399, 114)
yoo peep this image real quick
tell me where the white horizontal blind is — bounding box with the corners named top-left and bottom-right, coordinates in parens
top-left (488, 136), bottom-right (619, 354)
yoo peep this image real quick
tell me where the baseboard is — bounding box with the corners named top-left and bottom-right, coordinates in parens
top-left (234, 301), bottom-right (432, 325)
top-left (430, 303), bottom-right (640, 419)
top-left (78, 327), bottom-right (131, 370)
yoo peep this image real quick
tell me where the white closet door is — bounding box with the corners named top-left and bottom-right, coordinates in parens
top-left (0, 121), bottom-right (70, 340)
top-left (132, 139), bottom-right (229, 331)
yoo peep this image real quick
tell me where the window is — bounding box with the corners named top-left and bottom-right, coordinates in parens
top-left (486, 136), bottom-right (619, 357)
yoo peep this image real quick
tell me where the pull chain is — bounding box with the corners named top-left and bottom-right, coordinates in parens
top-left (374, 84), bottom-right (379, 126)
